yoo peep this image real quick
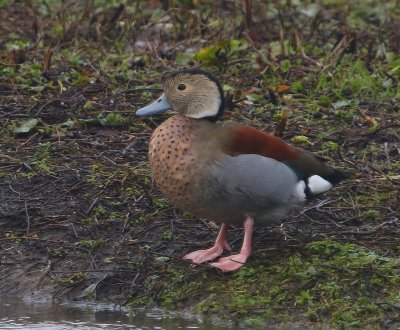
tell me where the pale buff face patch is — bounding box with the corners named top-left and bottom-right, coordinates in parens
top-left (162, 72), bottom-right (222, 119)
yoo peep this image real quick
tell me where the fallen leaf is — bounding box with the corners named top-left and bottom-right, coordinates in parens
top-left (275, 84), bottom-right (290, 92)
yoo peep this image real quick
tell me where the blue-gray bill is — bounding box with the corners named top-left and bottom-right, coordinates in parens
top-left (136, 93), bottom-right (172, 116)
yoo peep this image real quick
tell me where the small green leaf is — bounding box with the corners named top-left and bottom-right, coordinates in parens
top-left (291, 135), bottom-right (310, 144)
top-left (104, 113), bottom-right (123, 125)
top-left (175, 52), bottom-right (193, 65)
top-left (363, 209), bottom-right (380, 219)
top-left (245, 94), bottom-right (263, 103)
top-left (155, 256), bottom-right (170, 262)
top-left (332, 99), bottom-right (353, 109)
top-left (319, 95), bottom-right (331, 106)
top-left (229, 39), bottom-right (248, 53)
top-left (59, 119), bottom-right (76, 128)
top-left (29, 85), bottom-right (45, 92)
top-left (14, 118), bottom-right (39, 134)
top-left (194, 45), bottom-right (219, 64)
top-left (291, 81), bottom-right (304, 91)
top-left (299, 4), bottom-right (319, 17)
top-left (280, 59), bottom-right (292, 73)
top-left (223, 84), bottom-right (234, 91)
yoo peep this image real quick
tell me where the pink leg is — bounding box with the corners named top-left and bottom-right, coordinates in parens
top-left (210, 216), bottom-right (254, 272)
top-left (183, 223), bottom-right (231, 264)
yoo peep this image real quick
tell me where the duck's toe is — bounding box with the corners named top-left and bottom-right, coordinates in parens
top-left (210, 253), bottom-right (249, 272)
top-left (183, 245), bottom-right (226, 264)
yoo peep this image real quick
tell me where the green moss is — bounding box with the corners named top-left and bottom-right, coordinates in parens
top-left (363, 209), bottom-right (380, 219)
top-left (49, 248), bottom-right (66, 258)
top-left (77, 239), bottom-right (105, 251)
top-left (127, 296), bottom-right (154, 308)
top-left (151, 240), bottom-right (400, 327)
top-left (322, 141), bottom-right (340, 154)
top-left (51, 273), bottom-right (83, 286)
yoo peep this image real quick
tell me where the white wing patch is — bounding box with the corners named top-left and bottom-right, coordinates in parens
top-left (294, 180), bottom-right (307, 201)
top-left (307, 175), bottom-right (333, 195)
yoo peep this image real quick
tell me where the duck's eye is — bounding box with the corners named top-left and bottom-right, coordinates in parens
top-left (177, 83), bottom-right (186, 91)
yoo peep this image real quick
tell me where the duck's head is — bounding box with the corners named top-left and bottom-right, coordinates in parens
top-left (136, 69), bottom-right (225, 122)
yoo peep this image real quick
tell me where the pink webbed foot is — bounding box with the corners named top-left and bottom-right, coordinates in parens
top-left (183, 223), bottom-right (230, 264)
top-left (210, 216), bottom-right (254, 273)
top-left (210, 253), bottom-right (249, 272)
top-left (183, 245), bottom-right (228, 264)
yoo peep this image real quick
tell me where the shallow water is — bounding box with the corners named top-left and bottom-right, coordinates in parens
top-left (0, 297), bottom-right (232, 330)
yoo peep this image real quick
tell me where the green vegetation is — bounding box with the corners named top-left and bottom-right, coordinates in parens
top-left (134, 240), bottom-right (400, 328)
top-left (50, 273), bottom-right (84, 286)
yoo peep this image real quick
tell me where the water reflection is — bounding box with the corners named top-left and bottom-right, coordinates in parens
top-left (0, 297), bottom-right (232, 329)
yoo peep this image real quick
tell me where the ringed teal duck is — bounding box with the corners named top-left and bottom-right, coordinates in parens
top-left (136, 69), bottom-right (350, 272)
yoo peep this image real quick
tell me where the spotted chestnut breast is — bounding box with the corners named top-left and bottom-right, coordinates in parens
top-left (148, 115), bottom-right (223, 211)
top-left (149, 116), bottom-right (195, 208)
